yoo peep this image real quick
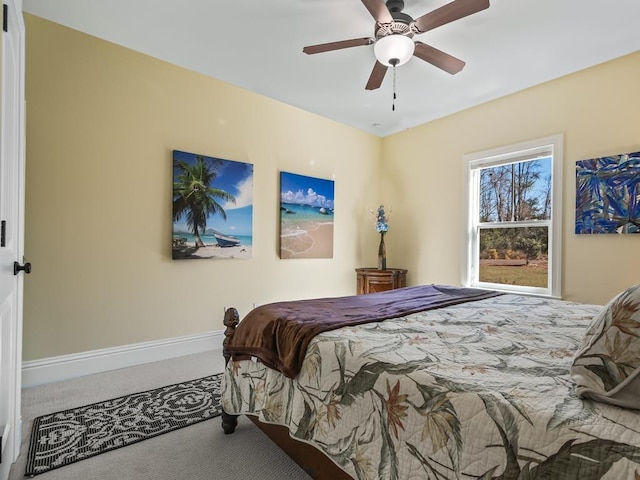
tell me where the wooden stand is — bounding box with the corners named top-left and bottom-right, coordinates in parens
top-left (355, 267), bottom-right (407, 295)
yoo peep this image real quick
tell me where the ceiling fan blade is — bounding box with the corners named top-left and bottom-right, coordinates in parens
top-left (303, 37), bottom-right (374, 55)
top-left (413, 41), bottom-right (465, 74)
top-left (365, 61), bottom-right (388, 90)
top-left (414, 0), bottom-right (490, 33)
top-left (361, 0), bottom-right (393, 23)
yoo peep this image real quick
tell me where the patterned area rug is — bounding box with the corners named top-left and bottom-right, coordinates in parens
top-left (25, 374), bottom-right (223, 476)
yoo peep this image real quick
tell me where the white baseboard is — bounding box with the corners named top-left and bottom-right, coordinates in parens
top-left (22, 330), bottom-right (225, 388)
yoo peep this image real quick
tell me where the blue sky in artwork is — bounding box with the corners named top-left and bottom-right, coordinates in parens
top-left (173, 150), bottom-right (253, 236)
top-left (280, 171), bottom-right (334, 209)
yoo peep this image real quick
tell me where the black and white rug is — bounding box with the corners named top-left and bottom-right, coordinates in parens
top-left (25, 374), bottom-right (223, 476)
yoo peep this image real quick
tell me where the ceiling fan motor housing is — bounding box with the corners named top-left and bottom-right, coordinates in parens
top-left (375, 0), bottom-right (414, 40)
top-left (375, 19), bottom-right (413, 40)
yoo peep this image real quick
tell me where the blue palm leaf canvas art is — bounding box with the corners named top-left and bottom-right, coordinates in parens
top-left (575, 151), bottom-right (640, 234)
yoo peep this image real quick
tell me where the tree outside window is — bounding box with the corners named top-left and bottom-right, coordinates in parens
top-left (464, 136), bottom-right (563, 297)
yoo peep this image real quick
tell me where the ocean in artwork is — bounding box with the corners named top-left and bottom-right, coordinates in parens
top-left (280, 172), bottom-right (335, 259)
top-left (281, 203), bottom-right (333, 234)
top-left (174, 233), bottom-right (253, 247)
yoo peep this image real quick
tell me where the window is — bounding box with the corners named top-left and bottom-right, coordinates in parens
top-left (463, 135), bottom-right (563, 297)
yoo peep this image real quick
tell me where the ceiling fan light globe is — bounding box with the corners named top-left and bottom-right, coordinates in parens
top-left (374, 34), bottom-right (415, 67)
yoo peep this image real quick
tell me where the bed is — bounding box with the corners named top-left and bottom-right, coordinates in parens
top-left (220, 284), bottom-right (640, 480)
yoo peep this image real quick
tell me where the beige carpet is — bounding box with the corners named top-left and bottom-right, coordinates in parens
top-left (10, 350), bottom-right (312, 480)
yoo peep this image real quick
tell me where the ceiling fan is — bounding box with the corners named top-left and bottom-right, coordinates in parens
top-left (303, 0), bottom-right (490, 90)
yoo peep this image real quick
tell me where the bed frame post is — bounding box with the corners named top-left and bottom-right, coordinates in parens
top-left (221, 307), bottom-right (240, 434)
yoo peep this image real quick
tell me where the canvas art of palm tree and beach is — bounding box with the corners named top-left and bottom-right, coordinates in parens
top-left (280, 171), bottom-right (334, 259)
top-left (172, 150), bottom-right (253, 260)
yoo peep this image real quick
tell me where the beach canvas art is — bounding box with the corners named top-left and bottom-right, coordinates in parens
top-left (575, 151), bottom-right (640, 234)
top-left (172, 150), bottom-right (253, 259)
top-left (280, 171), bottom-right (334, 259)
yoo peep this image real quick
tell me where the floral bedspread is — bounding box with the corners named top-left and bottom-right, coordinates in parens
top-left (222, 294), bottom-right (640, 480)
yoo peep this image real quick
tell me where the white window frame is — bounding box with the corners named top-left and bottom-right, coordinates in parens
top-left (462, 134), bottom-right (563, 298)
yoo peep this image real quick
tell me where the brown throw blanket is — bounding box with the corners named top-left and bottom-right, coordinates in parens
top-left (225, 284), bottom-right (502, 378)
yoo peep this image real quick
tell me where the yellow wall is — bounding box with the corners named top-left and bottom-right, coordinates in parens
top-left (24, 15), bottom-right (382, 360)
top-left (383, 51), bottom-right (640, 305)
top-left (23, 13), bottom-right (640, 362)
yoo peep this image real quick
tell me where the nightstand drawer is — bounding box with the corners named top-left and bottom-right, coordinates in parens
top-left (356, 268), bottom-right (407, 295)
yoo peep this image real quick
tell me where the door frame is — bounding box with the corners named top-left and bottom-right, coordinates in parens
top-left (1, 0), bottom-right (25, 474)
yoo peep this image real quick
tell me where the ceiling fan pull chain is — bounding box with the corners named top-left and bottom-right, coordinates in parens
top-left (392, 65), bottom-right (397, 111)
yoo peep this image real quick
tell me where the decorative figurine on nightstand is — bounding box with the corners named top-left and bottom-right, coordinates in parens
top-left (372, 204), bottom-right (390, 270)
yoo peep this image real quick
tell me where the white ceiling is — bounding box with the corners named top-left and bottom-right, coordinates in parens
top-left (23, 0), bottom-right (640, 137)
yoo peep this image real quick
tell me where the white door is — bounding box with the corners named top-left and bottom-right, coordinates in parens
top-left (0, 1), bottom-right (25, 479)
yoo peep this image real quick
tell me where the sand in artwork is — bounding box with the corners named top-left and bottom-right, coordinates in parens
top-left (280, 221), bottom-right (333, 259)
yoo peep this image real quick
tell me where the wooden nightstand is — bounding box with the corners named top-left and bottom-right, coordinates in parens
top-left (356, 268), bottom-right (408, 295)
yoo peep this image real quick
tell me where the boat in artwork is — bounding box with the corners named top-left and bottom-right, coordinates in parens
top-left (213, 232), bottom-right (241, 247)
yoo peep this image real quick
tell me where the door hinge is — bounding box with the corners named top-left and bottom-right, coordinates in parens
top-left (1, 220), bottom-right (5, 247)
top-left (3, 4), bottom-right (7, 33)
